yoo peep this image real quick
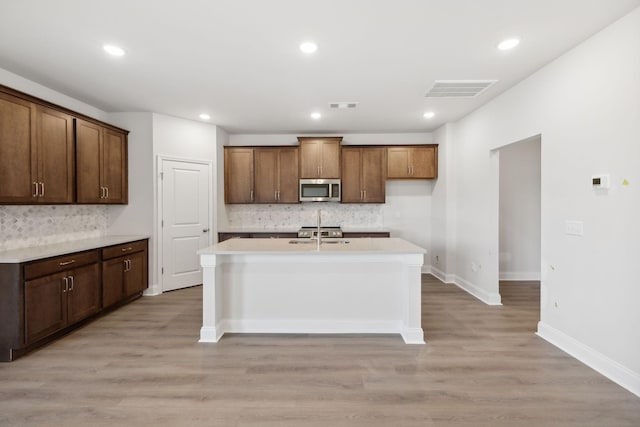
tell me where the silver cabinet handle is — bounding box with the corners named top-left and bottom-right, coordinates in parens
top-left (59, 259), bottom-right (76, 266)
top-left (40, 182), bottom-right (45, 197)
top-left (276, 190), bottom-right (280, 201)
top-left (123, 259), bottom-right (128, 271)
top-left (68, 275), bottom-right (74, 291)
top-left (121, 247), bottom-right (133, 252)
top-left (105, 186), bottom-right (109, 198)
top-left (250, 190), bottom-right (254, 201)
top-left (317, 165), bottom-right (320, 177)
top-left (62, 277), bottom-right (68, 293)
top-left (33, 182), bottom-right (38, 197)
top-left (363, 190), bottom-right (366, 200)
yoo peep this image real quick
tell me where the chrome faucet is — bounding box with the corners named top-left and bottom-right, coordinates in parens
top-left (316, 209), bottom-right (322, 249)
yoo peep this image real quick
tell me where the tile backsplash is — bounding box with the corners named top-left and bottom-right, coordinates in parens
top-left (0, 205), bottom-right (107, 251)
top-left (226, 203), bottom-right (383, 229)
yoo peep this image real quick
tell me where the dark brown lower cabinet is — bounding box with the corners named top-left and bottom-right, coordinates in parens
top-left (25, 262), bottom-right (100, 344)
top-left (102, 239), bottom-right (148, 308)
top-left (0, 238), bottom-right (148, 362)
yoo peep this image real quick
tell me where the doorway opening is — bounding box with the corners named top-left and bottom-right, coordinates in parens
top-left (498, 135), bottom-right (541, 331)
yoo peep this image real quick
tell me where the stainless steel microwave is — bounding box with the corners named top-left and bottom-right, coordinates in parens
top-left (299, 179), bottom-right (341, 202)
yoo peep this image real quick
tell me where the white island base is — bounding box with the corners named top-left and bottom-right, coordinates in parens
top-left (198, 238), bottom-right (426, 344)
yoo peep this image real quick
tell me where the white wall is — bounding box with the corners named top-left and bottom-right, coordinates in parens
top-left (0, 67), bottom-right (108, 121)
top-left (430, 124), bottom-right (456, 282)
top-left (228, 133), bottom-right (433, 146)
top-left (441, 8), bottom-right (640, 394)
top-left (499, 136), bottom-right (541, 281)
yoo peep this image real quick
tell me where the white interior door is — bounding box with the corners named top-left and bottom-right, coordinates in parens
top-left (161, 159), bottom-right (210, 292)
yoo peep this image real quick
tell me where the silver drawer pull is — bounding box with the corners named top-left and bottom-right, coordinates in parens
top-left (121, 247), bottom-right (133, 252)
top-left (59, 260), bottom-right (76, 266)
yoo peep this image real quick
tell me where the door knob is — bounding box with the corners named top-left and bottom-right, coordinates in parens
top-left (203, 228), bottom-right (209, 233)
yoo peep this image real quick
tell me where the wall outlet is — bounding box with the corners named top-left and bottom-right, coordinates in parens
top-left (565, 220), bottom-right (584, 236)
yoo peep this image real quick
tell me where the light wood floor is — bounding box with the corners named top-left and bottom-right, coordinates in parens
top-left (1, 275), bottom-right (639, 426)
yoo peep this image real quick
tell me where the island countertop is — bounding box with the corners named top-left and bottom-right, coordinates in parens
top-left (199, 237), bottom-right (425, 255)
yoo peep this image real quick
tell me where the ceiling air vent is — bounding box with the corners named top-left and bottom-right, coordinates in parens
top-left (425, 80), bottom-right (497, 98)
top-left (329, 102), bottom-right (358, 109)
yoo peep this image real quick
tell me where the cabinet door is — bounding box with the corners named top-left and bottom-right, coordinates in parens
top-left (124, 251), bottom-right (147, 297)
top-left (25, 272), bottom-right (67, 344)
top-left (0, 92), bottom-right (37, 203)
top-left (254, 149), bottom-right (278, 202)
top-left (66, 263), bottom-right (100, 324)
top-left (299, 140), bottom-right (321, 178)
top-left (319, 140), bottom-right (340, 178)
top-left (277, 148), bottom-right (299, 203)
top-left (387, 147), bottom-right (411, 178)
top-left (410, 146), bottom-right (437, 178)
top-left (361, 147), bottom-right (385, 203)
top-left (76, 119), bottom-right (103, 203)
top-left (36, 105), bottom-right (74, 203)
top-left (102, 128), bottom-right (127, 203)
top-left (341, 148), bottom-right (363, 203)
top-left (102, 257), bottom-right (125, 308)
top-left (225, 148), bottom-right (254, 203)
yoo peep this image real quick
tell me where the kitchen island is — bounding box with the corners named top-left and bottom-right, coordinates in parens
top-left (198, 237), bottom-right (426, 344)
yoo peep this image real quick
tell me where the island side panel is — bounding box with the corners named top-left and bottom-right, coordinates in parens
top-left (199, 253), bottom-right (223, 342)
top-left (401, 253), bottom-right (426, 344)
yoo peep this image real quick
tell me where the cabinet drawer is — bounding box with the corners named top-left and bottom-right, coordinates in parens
top-left (24, 250), bottom-right (99, 280)
top-left (102, 240), bottom-right (147, 260)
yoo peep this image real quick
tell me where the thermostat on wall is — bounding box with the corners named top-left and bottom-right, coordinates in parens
top-left (592, 174), bottom-right (610, 189)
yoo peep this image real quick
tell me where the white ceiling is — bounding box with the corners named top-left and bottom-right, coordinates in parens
top-left (1, 0), bottom-right (638, 134)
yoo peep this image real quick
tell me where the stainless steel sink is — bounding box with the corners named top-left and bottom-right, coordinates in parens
top-left (288, 239), bottom-right (350, 244)
top-left (288, 239), bottom-right (316, 244)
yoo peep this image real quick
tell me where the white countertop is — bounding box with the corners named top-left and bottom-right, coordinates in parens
top-left (199, 237), bottom-right (425, 255)
top-left (218, 227), bottom-right (391, 233)
top-left (0, 235), bottom-right (150, 263)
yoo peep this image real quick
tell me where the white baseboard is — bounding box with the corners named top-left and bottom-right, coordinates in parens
top-left (428, 266), bottom-right (455, 283)
top-left (537, 321), bottom-right (640, 398)
top-left (453, 275), bottom-right (502, 305)
top-left (499, 271), bottom-right (541, 281)
top-left (143, 282), bottom-right (162, 296)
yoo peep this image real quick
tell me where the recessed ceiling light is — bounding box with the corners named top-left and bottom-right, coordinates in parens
top-left (199, 113), bottom-right (211, 121)
top-left (103, 44), bottom-right (126, 56)
top-left (497, 38), bottom-right (520, 51)
top-left (310, 112), bottom-right (321, 120)
top-left (300, 41), bottom-right (318, 54)
top-left (423, 111), bottom-right (435, 119)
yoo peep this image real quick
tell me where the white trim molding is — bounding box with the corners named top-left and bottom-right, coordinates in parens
top-left (499, 271), bottom-right (541, 281)
top-left (453, 275), bottom-right (502, 305)
top-left (429, 266), bottom-right (456, 284)
top-left (537, 321), bottom-right (640, 398)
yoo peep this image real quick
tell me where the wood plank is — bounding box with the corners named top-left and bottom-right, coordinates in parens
top-left (1, 277), bottom-right (639, 426)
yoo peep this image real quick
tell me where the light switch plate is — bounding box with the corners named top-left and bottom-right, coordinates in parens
top-left (565, 220), bottom-right (584, 236)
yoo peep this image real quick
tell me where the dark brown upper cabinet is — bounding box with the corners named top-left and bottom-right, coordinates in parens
top-left (298, 137), bottom-right (341, 179)
top-left (254, 147), bottom-right (299, 203)
top-left (0, 91), bottom-right (74, 203)
top-left (341, 147), bottom-right (386, 203)
top-left (387, 145), bottom-right (438, 179)
top-left (76, 119), bottom-right (128, 204)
